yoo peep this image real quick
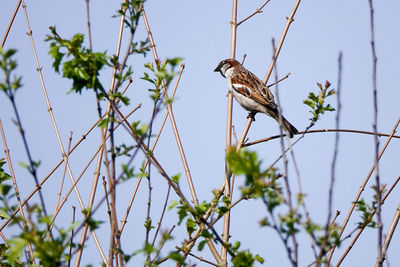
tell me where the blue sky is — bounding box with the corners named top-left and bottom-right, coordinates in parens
top-left (1, 0), bottom-right (400, 266)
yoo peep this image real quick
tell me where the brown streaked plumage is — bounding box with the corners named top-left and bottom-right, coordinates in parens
top-left (214, 59), bottom-right (298, 138)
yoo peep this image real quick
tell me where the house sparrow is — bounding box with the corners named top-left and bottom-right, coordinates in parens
top-left (214, 59), bottom-right (298, 138)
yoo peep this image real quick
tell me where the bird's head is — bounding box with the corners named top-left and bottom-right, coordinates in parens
top-left (214, 59), bottom-right (241, 78)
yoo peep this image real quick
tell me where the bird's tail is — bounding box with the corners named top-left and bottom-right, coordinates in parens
top-left (278, 115), bottom-right (298, 138)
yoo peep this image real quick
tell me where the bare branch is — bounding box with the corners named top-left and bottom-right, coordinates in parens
top-left (0, 119), bottom-right (35, 261)
top-left (142, 7), bottom-right (198, 206)
top-left (244, 128), bottom-right (400, 147)
top-left (367, 0), bottom-right (383, 264)
top-left (263, 0), bottom-right (302, 84)
top-left (326, 116), bottom-right (400, 266)
top-left (323, 52), bottom-right (342, 261)
top-left (336, 175), bottom-right (400, 266)
top-left (237, 0), bottom-right (271, 26)
top-left (1, 0), bottom-right (22, 47)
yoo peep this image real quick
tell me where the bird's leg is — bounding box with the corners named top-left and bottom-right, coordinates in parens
top-left (247, 111), bottom-right (256, 121)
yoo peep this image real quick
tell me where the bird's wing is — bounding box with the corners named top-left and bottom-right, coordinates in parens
top-left (231, 70), bottom-right (276, 108)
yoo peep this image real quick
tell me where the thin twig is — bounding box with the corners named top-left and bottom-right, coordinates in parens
top-left (99, 116), bottom-right (115, 266)
top-left (44, 105), bottom-right (139, 264)
top-left (140, 12), bottom-right (224, 263)
top-left (221, 1), bottom-right (238, 265)
top-left (321, 52), bottom-right (342, 262)
top-left (237, 0), bottom-right (271, 26)
top-left (151, 185), bottom-right (171, 248)
top-left (102, 176), bottom-right (114, 266)
top-left (67, 206), bottom-right (76, 267)
top-left (368, 0), bottom-right (382, 265)
top-left (326, 116), bottom-right (400, 266)
top-left (0, 104), bottom-right (139, 233)
top-left (85, 0), bottom-right (93, 51)
top-left (151, 226), bottom-right (176, 263)
top-left (178, 185), bottom-right (226, 265)
top-left (263, 0), bottom-right (302, 84)
top-left (98, 105), bottom-right (226, 265)
top-left (241, 54), bottom-right (247, 64)
top-left (100, 1), bottom-right (125, 259)
top-left (76, 137), bottom-right (105, 266)
top-left (1, 0), bottom-right (22, 47)
top-left (5, 72), bottom-right (48, 217)
top-left (97, 4), bottom-right (135, 261)
top-left (114, 3), bottom-right (142, 92)
top-left (142, 7), bottom-right (198, 206)
top-left (108, 0), bottom-right (129, 94)
top-left (0, 119), bottom-right (36, 261)
top-left (44, 104), bottom-right (140, 244)
top-left (272, 38), bottom-right (298, 266)
top-left (336, 175), bottom-right (400, 266)
top-left (379, 201), bottom-right (400, 266)
top-left (244, 128), bottom-right (400, 147)
top-left (53, 132), bottom-right (72, 216)
top-left (102, 176), bottom-right (113, 232)
top-left (267, 72), bottom-right (291, 87)
top-left (64, 123), bottom-right (200, 261)
top-left (145, 157), bottom-right (153, 263)
top-left (118, 63), bottom-right (184, 236)
top-left (48, 132), bottom-right (73, 239)
top-left (21, 1), bottom-right (108, 263)
top-left (176, 247), bottom-right (218, 266)
top-left (263, 196), bottom-right (296, 265)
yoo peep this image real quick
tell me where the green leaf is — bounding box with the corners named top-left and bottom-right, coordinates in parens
top-left (0, 210), bottom-right (10, 220)
top-left (259, 217), bottom-right (269, 227)
top-left (186, 218), bottom-right (196, 235)
top-left (0, 184), bottom-right (12, 196)
top-left (232, 250), bottom-right (256, 267)
top-left (254, 255), bottom-right (264, 264)
top-left (168, 200), bottom-right (179, 210)
top-left (198, 240), bottom-right (206, 251)
top-left (172, 173), bottom-right (181, 184)
top-left (199, 229), bottom-right (212, 239)
top-left (177, 202), bottom-right (189, 225)
top-left (18, 162), bottom-right (29, 169)
top-left (98, 117), bottom-right (110, 128)
top-left (168, 252), bottom-right (184, 264)
top-left (144, 62), bottom-right (154, 71)
top-left (226, 147), bottom-right (260, 179)
top-left (144, 218), bottom-right (153, 231)
top-left (0, 161), bottom-right (11, 183)
top-left (167, 57), bottom-right (183, 67)
top-left (5, 237), bottom-right (27, 261)
top-left (77, 68), bottom-right (90, 80)
top-left (195, 201), bottom-right (211, 216)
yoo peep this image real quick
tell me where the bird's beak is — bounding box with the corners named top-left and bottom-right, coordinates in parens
top-left (214, 62), bottom-right (222, 72)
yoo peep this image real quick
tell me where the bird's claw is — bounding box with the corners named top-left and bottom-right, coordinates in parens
top-left (247, 112), bottom-right (256, 121)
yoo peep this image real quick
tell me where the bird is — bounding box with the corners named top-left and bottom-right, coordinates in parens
top-left (214, 59), bottom-right (298, 138)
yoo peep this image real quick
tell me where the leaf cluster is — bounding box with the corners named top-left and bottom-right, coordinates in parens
top-left (303, 80), bottom-right (335, 126)
top-left (0, 48), bottom-right (22, 98)
top-left (0, 158), bottom-right (11, 184)
top-left (46, 27), bottom-right (107, 94)
top-left (231, 249), bottom-right (264, 267)
top-left (115, 0), bottom-right (146, 31)
top-left (0, 159), bottom-right (14, 220)
top-left (1, 205), bottom-right (77, 266)
top-left (355, 198), bottom-right (377, 228)
top-left (141, 58), bottom-right (182, 101)
top-left (227, 147), bottom-right (283, 201)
